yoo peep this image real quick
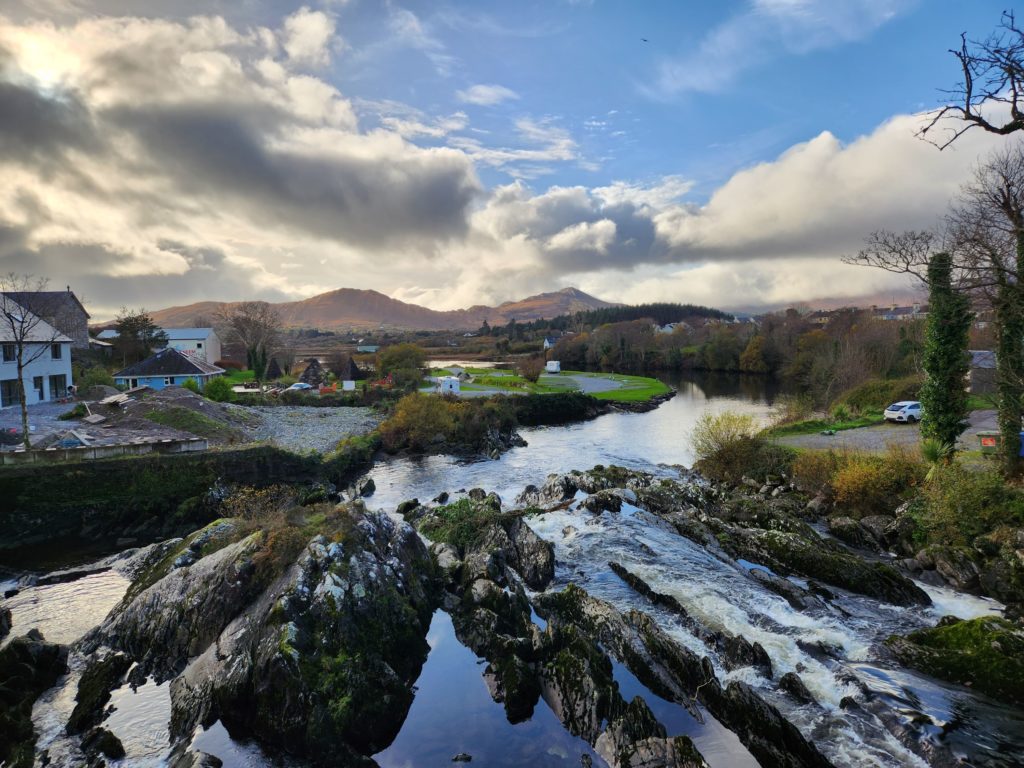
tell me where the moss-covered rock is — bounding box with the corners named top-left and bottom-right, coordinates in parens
top-left (886, 616), bottom-right (1024, 704)
top-left (0, 629), bottom-right (68, 768)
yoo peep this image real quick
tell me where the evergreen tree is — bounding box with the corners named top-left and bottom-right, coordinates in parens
top-left (919, 252), bottom-right (972, 451)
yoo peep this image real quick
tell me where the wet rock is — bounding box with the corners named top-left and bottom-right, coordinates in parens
top-left (430, 542), bottom-right (462, 579)
top-left (468, 488), bottom-right (487, 501)
top-left (609, 562), bottom-right (772, 676)
top-left (929, 546), bottom-right (982, 592)
top-left (452, 752), bottom-right (472, 762)
top-left (0, 606), bottom-right (10, 640)
top-left (67, 652), bottom-right (132, 734)
top-left (886, 616), bottom-right (1024, 705)
top-left (396, 498), bottom-right (420, 517)
top-left (169, 750), bottom-right (224, 768)
top-left (0, 629), bottom-right (69, 768)
top-left (537, 586), bottom-right (831, 768)
top-left (828, 516), bottom-right (877, 550)
top-left (779, 671), bottom-right (817, 705)
top-left (81, 727), bottom-right (125, 760)
top-left (747, 568), bottom-right (819, 611)
top-left (433, 491), bottom-right (450, 504)
top-left (580, 490), bottom-right (623, 514)
top-left (354, 477), bottom-right (375, 498)
top-left (859, 515), bottom-right (895, 548)
top-left (515, 474), bottom-right (579, 508)
top-left (731, 528), bottom-right (931, 607)
top-left (81, 532), bottom-right (271, 679)
top-left (805, 495), bottom-right (828, 515)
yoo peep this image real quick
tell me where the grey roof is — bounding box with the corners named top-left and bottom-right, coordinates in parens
top-left (114, 348), bottom-right (225, 378)
top-left (0, 298), bottom-right (73, 343)
top-left (970, 350), bottom-right (997, 369)
top-left (3, 290), bottom-right (90, 319)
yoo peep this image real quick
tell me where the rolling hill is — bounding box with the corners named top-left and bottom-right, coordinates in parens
top-left (144, 287), bottom-right (616, 331)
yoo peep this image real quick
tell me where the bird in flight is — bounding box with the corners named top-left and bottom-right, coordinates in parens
top-left (641, 37), bottom-right (649, 42)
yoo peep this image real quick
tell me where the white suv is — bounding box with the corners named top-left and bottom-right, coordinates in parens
top-left (884, 401), bottom-right (922, 423)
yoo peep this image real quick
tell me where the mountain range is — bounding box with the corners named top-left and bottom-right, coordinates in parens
top-left (145, 287), bottom-right (616, 331)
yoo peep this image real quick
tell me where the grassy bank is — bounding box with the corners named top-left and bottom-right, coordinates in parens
top-left (431, 367), bottom-right (670, 403)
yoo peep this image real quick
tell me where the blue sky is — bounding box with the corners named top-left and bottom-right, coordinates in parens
top-left (0, 0), bottom-right (1016, 315)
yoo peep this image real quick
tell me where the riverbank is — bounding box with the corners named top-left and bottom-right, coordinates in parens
top-left (425, 366), bottom-right (672, 403)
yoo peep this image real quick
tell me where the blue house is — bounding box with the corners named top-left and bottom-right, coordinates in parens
top-left (113, 348), bottom-right (225, 391)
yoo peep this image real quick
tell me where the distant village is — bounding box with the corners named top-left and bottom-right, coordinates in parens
top-left (0, 286), bottom-right (999, 418)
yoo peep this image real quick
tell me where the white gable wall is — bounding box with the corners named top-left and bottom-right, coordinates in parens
top-left (0, 341), bottom-right (74, 408)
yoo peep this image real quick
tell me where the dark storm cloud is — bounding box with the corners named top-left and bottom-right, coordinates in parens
top-left (0, 79), bottom-right (99, 161)
top-left (106, 104), bottom-right (479, 248)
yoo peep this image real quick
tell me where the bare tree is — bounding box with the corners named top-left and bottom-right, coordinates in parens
top-left (216, 302), bottom-right (281, 381)
top-left (0, 274), bottom-right (68, 448)
top-left (921, 12), bottom-right (1024, 148)
top-left (848, 146), bottom-right (1024, 473)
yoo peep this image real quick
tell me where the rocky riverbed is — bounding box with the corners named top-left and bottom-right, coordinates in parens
top-left (2, 463), bottom-right (1021, 767)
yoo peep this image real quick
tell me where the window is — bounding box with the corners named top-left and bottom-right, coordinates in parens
top-left (1, 379), bottom-right (21, 407)
top-left (164, 377), bottom-right (174, 386)
top-left (2, 344), bottom-right (14, 363)
top-left (196, 342), bottom-right (203, 349)
top-left (51, 343), bottom-right (62, 360)
top-left (49, 374), bottom-right (67, 399)
top-left (33, 376), bottom-right (44, 401)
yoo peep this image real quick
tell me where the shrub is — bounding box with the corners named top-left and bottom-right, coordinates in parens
top-left (378, 393), bottom-right (458, 452)
top-left (518, 356), bottom-right (545, 383)
top-left (830, 403), bottom-right (852, 423)
top-left (691, 411), bottom-right (793, 483)
top-left (204, 376), bottom-right (235, 403)
top-left (181, 377), bottom-right (200, 393)
top-left (77, 366), bottom-right (115, 391)
top-left (771, 394), bottom-right (815, 426)
top-left (58, 403), bottom-right (87, 421)
top-left (831, 444), bottom-right (925, 517)
top-left (418, 498), bottom-right (505, 549)
top-left (838, 375), bottom-right (923, 414)
top-left (792, 450), bottom-right (842, 496)
top-left (918, 464), bottom-right (1024, 546)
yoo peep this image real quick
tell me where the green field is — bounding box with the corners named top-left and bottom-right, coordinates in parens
top-left (427, 367), bottom-right (670, 403)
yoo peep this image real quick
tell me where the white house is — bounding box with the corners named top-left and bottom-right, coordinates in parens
top-left (98, 327), bottom-right (222, 363)
top-left (546, 360), bottom-right (561, 373)
top-left (0, 303), bottom-right (74, 409)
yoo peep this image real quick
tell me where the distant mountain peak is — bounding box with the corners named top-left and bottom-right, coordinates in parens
top-left (144, 286), bottom-right (615, 331)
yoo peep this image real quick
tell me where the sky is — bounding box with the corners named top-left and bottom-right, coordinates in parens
top-left (0, 0), bottom-right (1018, 318)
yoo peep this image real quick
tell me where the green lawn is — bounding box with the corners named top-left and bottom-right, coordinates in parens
top-left (219, 369), bottom-right (256, 385)
top-left (428, 367), bottom-right (669, 402)
top-left (967, 393), bottom-right (998, 411)
top-left (765, 411), bottom-right (885, 437)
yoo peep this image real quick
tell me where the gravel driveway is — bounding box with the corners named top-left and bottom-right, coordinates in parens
top-left (775, 410), bottom-right (998, 453)
top-left (247, 406), bottom-right (382, 453)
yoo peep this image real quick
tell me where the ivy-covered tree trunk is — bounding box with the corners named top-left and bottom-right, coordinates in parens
top-left (995, 279), bottom-right (1024, 475)
top-left (919, 252), bottom-right (971, 451)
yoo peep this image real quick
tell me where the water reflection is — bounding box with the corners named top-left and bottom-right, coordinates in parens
top-left (369, 371), bottom-right (778, 511)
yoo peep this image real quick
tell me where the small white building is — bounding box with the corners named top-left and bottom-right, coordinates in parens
top-left (342, 380), bottom-right (356, 391)
top-left (439, 376), bottom-right (461, 394)
top-left (545, 360), bottom-right (561, 373)
top-left (0, 302), bottom-right (74, 408)
top-left (98, 327), bottom-right (222, 363)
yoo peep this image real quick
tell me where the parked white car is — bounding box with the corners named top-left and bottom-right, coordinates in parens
top-left (884, 400), bottom-right (923, 423)
top-left (286, 382), bottom-right (313, 391)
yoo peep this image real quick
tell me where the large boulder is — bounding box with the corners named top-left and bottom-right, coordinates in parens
top-left (0, 606), bottom-right (10, 640)
top-left (887, 616), bottom-right (1024, 705)
top-left (167, 511), bottom-right (438, 765)
top-left (0, 629), bottom-right (69, 767)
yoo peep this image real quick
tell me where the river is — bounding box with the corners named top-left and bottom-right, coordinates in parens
top-left (3, 372), bottom-right (1022, 767)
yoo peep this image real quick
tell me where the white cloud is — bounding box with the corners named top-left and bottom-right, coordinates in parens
top-left (456, 83), bottom-right (519, 106)
top-left (651, 0), bottom-right (915, 96)
top-left (282, 7), bottom-right (338, 67)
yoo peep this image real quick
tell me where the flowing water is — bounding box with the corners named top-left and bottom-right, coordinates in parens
top-left (4, 372), bottom-right (1023, 767)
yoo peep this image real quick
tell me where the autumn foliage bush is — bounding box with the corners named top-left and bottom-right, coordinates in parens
top-left (795, 444), bottom-right (925, 517)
